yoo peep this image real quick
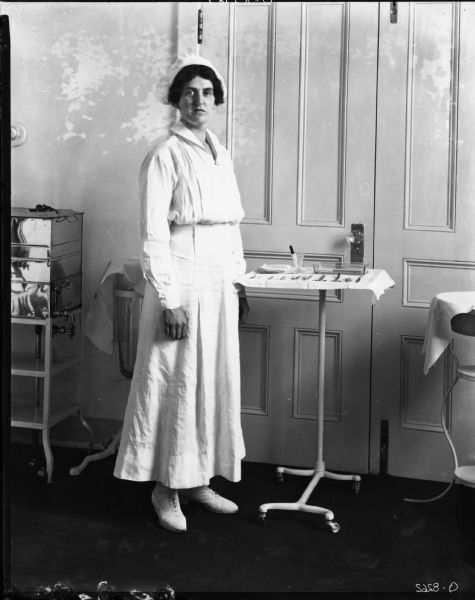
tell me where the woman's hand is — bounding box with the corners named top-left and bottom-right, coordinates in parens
top-left (163, 307), bottom-right (188, 340)
top-left (239, 297), bottom-right (250, 324)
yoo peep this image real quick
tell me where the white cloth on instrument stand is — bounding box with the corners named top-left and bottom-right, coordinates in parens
top-left (237, 269), bottom-right (395, 303)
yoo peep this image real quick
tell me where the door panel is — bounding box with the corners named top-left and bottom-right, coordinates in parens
top-left (371, 2), bottom-right (475, 480)
top-left (203, 2), bottom-right (379, 472)
top-left (299, 2), bottom-right (348, 226)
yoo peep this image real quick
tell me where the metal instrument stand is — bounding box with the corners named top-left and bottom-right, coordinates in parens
top-left (258, 289), bottom-right (361, 533)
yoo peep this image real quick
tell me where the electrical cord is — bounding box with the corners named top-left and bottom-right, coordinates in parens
top-left (404, 376), bottom-right (459, 503)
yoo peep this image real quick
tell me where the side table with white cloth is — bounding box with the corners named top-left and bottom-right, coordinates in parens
top-left (237, 267), bottom-right (395, 533)
top-left (82, 258), bottom-right (145, 355)
top-left (422, 292), bottom-right (475, 375)
top-left (406, 291), bottom-right (475, 503)
top-left (70, 259), bottom-right (145, 476)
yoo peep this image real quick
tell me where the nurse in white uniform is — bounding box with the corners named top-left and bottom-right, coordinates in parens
top-left (114, 55), bottom-right (250, 533)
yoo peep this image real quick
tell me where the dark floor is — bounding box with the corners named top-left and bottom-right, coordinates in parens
top-left (5, 443), bottom-right (475, 598)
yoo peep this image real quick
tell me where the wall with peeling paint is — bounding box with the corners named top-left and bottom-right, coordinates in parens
top-left (6, 2), bottom-right (196, 423)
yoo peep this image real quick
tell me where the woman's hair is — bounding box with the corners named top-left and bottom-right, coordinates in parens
top-left (168, 64), bottom-right (225, 107)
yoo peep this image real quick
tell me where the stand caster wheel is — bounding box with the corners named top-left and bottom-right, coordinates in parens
top-left (36, 468), bottom-right (48, 481)
top-left (328, 521), bottom-right (340, 533)
top-left (258, 512), bottom-right (267, 525)
top-left (276, 472), bottom-right (284, 483)
top-left (353, 481), bottom-right (360, 494)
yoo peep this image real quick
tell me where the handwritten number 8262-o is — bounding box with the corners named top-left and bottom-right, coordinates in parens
top-left (415, 582), bottom-right (459, 593)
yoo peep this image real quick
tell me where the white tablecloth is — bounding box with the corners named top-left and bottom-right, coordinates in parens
top-left (237, 268), bottom-right (395, 303)
top-left (422, 291), bottom-right (475, 374)
top-left (84, 258), bottom-right (145, 354)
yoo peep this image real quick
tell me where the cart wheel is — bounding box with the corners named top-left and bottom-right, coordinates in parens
top-left (276, 472), bottom-right (284, 483)
top-left (353, 481), bottom-right (360, 494)
top-left (328, 521), bottom-right (340, 533)
top-left (36, 467), bottom-right (47, 479)
top-left (28, 457), bottom-right (45, 471)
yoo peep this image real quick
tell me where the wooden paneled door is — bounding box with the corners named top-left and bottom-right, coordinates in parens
top-left (182, 1), bottom-right (475, 480)
top-left (201, 2), bottom-right (380, 473)
top-left (371, 2), bottom-right (475, 481)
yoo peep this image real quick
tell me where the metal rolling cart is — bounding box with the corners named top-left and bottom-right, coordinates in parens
top-left (10, 206), bottom-right (94, 482)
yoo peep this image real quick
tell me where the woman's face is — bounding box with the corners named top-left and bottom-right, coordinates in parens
top-left (178, 76), bottom-right (216, 130)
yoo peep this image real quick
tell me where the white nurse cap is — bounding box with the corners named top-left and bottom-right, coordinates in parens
top-left (167, 54), bottom-right (227, 102)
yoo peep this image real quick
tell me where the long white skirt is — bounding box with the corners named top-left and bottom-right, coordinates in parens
top-left (113, 224), bottom-right (245, 488)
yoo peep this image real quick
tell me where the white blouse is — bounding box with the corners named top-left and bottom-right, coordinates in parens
top-left (139, 122), bottom-right (246, 309)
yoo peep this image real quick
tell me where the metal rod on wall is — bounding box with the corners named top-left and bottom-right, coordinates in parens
top-left (197, 5), bottom-right (203, 56)
top-left (390, 2), bottom-right (398, 24)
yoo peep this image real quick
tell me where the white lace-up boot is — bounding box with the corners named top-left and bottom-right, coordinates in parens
top-left (180, 486), bottom-right (238, 514)
top-left (151, 482), bottom-right (187, 533)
